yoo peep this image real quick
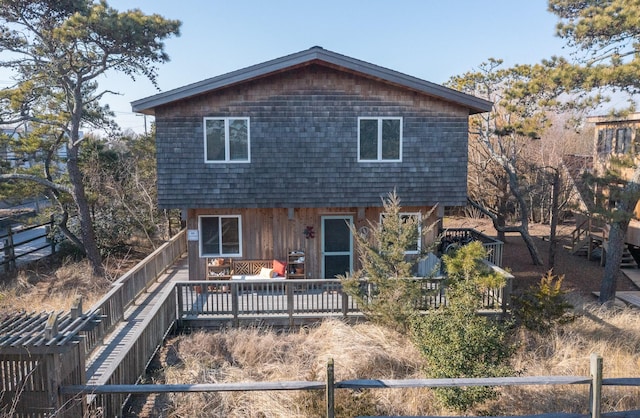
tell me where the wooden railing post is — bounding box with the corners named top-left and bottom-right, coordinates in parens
top-left (287, 283), bottom-right (294, 328)
top-left (176, 284), bottom-right (184, 327)
top-left (231, 282), bottom-right (239, 328)
top-left (341, 283), bottom-right (349, 317)
top-left (326, 358), bottom-right (334, 418)
top-left (590, 353), bottom-right (602, 418)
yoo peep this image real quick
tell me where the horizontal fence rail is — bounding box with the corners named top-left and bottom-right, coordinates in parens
top-left (60, 354), bottom-right (640, 418)
top-left (0, 217), bottom-right (60, 271)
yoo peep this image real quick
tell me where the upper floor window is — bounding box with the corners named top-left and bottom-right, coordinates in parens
top-left (199, 215), bottom-right (242, 257)
top-left (598, 127), bottom-right (632, 155)
top-left (615, 128), bottom-right (632, 154)
top-left (358, 117), bottom-right (402, 162)
top-left (204, 117), bottom-right (250, 162)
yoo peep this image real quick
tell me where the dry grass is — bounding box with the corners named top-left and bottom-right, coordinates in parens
top-left (135, 303), bottom-right (640, 418)
top-left (0, 257), bottom-right (111, 314)
top-left (133, 320), bottom-right (439, 418)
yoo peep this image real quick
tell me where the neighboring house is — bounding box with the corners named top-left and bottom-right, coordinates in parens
top-left (586, 113), bottom-right (640, 247)
top-left (132, 47), bottom-right (492, 280)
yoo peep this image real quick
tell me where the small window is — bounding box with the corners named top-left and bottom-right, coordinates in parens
top-left (204, 117), bottom-right (250, 162)
top-left (615, 128), bottom-right (632, 154)
top-left (358, 117), bottom-right (402, 162)
top-left (199, 215), bottom-right (242, 257)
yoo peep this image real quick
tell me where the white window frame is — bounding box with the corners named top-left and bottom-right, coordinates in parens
top-left (198, 215), bottom-right (242, 257)
top-left (379, 211), bottom-right (421, 255)
top-left (357, 117), bottom-right (402, 162)
top-left (203, 117), bottom-right (251, 163)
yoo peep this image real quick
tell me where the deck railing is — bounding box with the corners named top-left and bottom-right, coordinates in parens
top-left (88, 279), bottom-right (177, 416)
top-left (177, 279), bottom-right (360, 328)
top-left (177, 272), bottom-right (512, 327)
top-left (439, 227), bottom-right (504, 266)
top-left (82, 229), bottom-right (186, 356)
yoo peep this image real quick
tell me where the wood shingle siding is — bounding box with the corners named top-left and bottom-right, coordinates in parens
top-left (154, 65), bottom-right (470, 209)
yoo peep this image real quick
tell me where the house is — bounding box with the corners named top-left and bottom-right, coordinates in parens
top-left (587, 113), bottom-right (640, 249)
top-left (131, 47), bottom-right (492, 280)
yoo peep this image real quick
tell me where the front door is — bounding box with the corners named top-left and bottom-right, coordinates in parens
top-left (321, 216), bottom-right (353, 279)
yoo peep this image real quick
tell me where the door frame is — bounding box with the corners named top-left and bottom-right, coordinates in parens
top-left (321, 215), bottom-right (354, 279)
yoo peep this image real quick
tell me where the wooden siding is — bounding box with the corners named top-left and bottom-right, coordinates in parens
top-left (187, 206), bottom-right (439, 280)
top-left (155, 64), bottom-right (469, 209)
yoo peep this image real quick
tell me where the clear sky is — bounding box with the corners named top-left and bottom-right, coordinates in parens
top-left (26, 1), bottom-right (577, 134)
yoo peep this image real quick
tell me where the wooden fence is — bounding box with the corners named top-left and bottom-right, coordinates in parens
top-left (87, 282), bottom-right (177, 415)
top-left (61, 354), bottom-right (640, 418)
top-left (0, 216), bottom-right (58, 272)
top-left (0, 230), bottom-right (187, 417)
top-left (0, 304), bottom-right (100, 417)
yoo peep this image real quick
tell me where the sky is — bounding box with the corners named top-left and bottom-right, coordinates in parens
top-left (4, 1), bottom-right (577, 134)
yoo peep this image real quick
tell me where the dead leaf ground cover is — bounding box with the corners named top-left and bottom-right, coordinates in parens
top-left (443, 216), bottom-right (638, 297)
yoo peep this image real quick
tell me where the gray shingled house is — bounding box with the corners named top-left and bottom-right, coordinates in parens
top-left (132, 47), bottom-right (492, 280)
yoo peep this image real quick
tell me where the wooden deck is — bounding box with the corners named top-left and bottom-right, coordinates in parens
top-left (85, 258), bottom-right (189, 386)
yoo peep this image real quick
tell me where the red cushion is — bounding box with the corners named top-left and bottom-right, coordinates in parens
top-left (273, 259), bottom-right (286, 277)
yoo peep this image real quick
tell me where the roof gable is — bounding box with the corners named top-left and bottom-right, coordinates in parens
top-left (131, 46), bottom-right (492, 115)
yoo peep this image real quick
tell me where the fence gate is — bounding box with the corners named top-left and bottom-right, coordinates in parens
top-left (0, 304), bottom-right (100, 417)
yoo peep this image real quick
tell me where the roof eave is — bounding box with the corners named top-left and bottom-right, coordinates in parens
top-left (131, 47), bottom-right (493, 115)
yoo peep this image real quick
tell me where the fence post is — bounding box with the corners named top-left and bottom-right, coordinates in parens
top-left (326, 358), bottom-right (334, 418)
top-left (49, 215), bottom-right (56, 255)
top-left (590, 353), bottom-right (602, 418)
top-left (5, 226), bottom-right (15, 272)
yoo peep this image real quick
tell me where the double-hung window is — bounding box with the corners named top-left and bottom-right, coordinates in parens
top-left (199, 215), bottom-right (242, 257)
top-left (358, 117), bottom-right (402, 162)
top-left (204, 117), bottom-right (250, 162)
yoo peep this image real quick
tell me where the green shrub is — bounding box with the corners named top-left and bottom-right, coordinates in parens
top-left (513, 270), bottom-right (574, 333)
top-left (411, 242), bottom-right (515, 412)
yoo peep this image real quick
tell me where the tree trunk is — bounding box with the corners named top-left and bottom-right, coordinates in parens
top-left (66, 143), bottom-right (104, 277)
top-left (599, 222), bottom-right (627, 304)
top-left (508, 168), bottom-right (544, 266)
top-left (548, 171), bottom-right (560, 269)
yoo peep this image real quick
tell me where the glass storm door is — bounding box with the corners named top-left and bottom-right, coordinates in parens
top-left (321, 216), bottom-right (353, 279)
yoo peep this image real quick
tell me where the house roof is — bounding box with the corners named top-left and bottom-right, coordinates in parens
top-left (587, 112), bottom-right (640, 125)
top-left (131, 46), bottom-right (493, 115)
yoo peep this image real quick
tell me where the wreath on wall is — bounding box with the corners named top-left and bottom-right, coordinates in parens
top-left (304, 226), bottom-right (315, 239)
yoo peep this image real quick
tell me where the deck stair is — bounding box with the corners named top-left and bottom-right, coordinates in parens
top-left (570, 216), bottom-right (638, 268)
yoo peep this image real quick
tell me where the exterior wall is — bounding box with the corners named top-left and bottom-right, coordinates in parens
top-left (589, 114), bottom-right (640, 219)
top-left (187, 205), bottom-right (439, 280)
top-left (155, 64), bottom-right (470, 209)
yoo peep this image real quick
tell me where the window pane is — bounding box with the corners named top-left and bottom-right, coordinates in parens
top-left (604, 129), bottom-right (614, 153)
top-left (401, 214), bottom-right (419, 252)
top-left (359, 119), bottom-right (378, 160)
top-left (324, 255), bottom-right (350, 279)
top-left (229, 119), bottom-right (249, 161)
top-left (201, 217), bottom-right (220, 255)
top-left (382, 119), bottom-right (400, 160)
top-left (324, 219), bottom-right (351, 252)
top-left (206, 119), bottom-right (226, 161)
top-left (221, 217), bottom-right (240, 254)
